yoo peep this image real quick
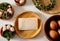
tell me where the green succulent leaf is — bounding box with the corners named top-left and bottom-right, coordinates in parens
top-left (0, 3), bottom-right (8, 10)
top-left (3, 30), bottom-right (13, 41)
top-left (2, 12), bottom-right (10, 19)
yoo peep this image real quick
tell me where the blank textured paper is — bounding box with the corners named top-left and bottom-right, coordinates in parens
top-left (18, 18), bottom-right (38, 30)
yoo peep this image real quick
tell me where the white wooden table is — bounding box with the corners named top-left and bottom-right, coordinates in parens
top-left (0, 0), bottom-right (60, 41)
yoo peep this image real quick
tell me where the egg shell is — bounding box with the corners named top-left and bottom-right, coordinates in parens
top-left (10, 27), bottom-right (14, 32)
top-left (3, 26), bottom-right (7, 31)
top-left (7, 25), bottom-right (10, 30)
top-left (8, 5), bottom-right (11, 8)
top-left (58, 29), bottom-right (60, 35)
top-left (19, 0), bottom-right (24, 4)
top-left (58, 20), bottom-right (60, 26)
top-left (50, 21), bottom-right (58, 30)
top-left (7, 8), bottom-right (12, 14)
top-left (49, 30), bottom-right (58, 39)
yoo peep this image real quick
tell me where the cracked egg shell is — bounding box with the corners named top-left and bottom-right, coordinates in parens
top-left (2, 26), bottom-right (7, 32)
top-left (10, 27), bottom-right (14, 32)
top-left (2, 24), bottom-right (15, 32)
top-left (7, 8), bottom-right (12, 14)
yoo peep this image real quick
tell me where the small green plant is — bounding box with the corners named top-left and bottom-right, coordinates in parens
top-left (0, 3), bottom-right (8, 10)
top-left (3, 30), bottom-right (13, 41)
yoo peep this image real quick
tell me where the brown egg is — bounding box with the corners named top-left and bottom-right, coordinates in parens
top-left (58, 29), bottom-right (60, 35)
top-left (50, 21), bottom-right (58, 30)
top-left (49, 30), bottom-right (58, 39)
top-left (58, 20), bottom-right (60, 26)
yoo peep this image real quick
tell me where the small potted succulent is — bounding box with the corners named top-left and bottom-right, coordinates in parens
top-left (0, 2), bottom-right (14, 20)
top-left (1, 24), bottom-right (15, 41)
